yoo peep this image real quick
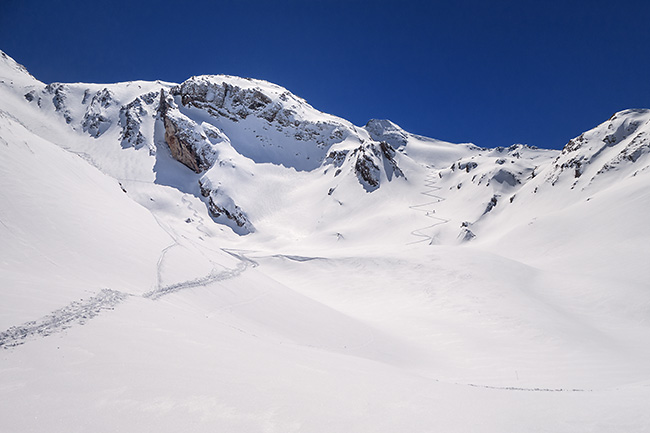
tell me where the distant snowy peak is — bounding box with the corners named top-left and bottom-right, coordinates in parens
top-left (365, 119), bottom-right (410, 148)
top-left (545, 108), bottom-right (650, 189)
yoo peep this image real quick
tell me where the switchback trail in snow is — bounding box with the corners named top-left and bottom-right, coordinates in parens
top-left (0, 289), bottom-right (129, 349)
top-left (408, 168), bottom-right (450, 245)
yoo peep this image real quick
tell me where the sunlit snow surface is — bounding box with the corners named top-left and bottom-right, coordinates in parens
top-left (1, 50), bottom-right (650, 432)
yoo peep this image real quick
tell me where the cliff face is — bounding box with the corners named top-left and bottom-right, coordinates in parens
top-left (158, 89), bottom-right (224, 174)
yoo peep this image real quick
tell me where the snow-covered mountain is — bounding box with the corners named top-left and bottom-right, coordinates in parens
top-left (1, 50), bottom-right (649, 432)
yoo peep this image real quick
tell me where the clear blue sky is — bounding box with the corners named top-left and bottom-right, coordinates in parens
top-left (1, 0), bottom-right (649, 149)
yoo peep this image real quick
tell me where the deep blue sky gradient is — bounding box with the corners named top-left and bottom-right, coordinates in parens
top-left (1, 0), bottom-right (649, 149)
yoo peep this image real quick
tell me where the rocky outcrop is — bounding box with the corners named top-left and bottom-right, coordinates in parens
top-left (451, 160), bottom-right (478, 173)
top-left (158, 90), bottom-right (221, 173)
top-left (199, 178), bottom-right (254, 234)
top-left (483, 195), bottom-right (499, 215)
top-left (336, 140), bottom-right (405, 192)
top-left (353, 147), bottom-right (381, 190)
top-left (119, 97), bottom-right (147, 149)
top-left (163, 115), bottom-right (206, 173)
top-left (545, 109), bottom-right (650, 187)
top-left (595, 130), bottom-right (649, 175)
top-left (45, 83), bottom-right (72, 124)
top-left (81, 88), bottom-right (113, 137)
top-left (173, 77), bottom-right (276, 122)
top-left (171, 76), bottom-right (353, 153)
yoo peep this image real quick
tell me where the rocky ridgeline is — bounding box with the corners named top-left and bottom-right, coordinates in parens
top-left (9, 42), bottom-right (648, 238)
top-left (22, 73), bottom-right (411, 232)
top-left (171, 75), bottom-right (354, 149)
top-left (546, 109), bottom-right (650, 188)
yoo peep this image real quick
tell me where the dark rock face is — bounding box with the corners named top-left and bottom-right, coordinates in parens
top-left (172, 77), bottom-right (281, 123)
top-left (45, 83), bottom-right (72, 124)
top-left (483, 195), bottom-right (498, 215)
top-left (115, 91), bottom-right (159, 153)
top-left (172, 76), bottom-right (352, 161)
top-left (119, 98), bottom-right (147, 149)
top-left (349, 141), bottom-right (405, 192)
top-left (326, 150), bottom-right (348, 170)
top-left (326, 140), bottom-right (405, 192)
top-left (354, 148), bottom-right (381, 190)
top-left (206, 198), bottom-right (250, 228)
top-left (451, 161), bottom-right (478, 173)
top-left (162, 114), bottom-right (206, 173)
top-left (378, 141), bottom-right (405, 180)
top-left (199, 179), bottom-right (253, 234)
top-left (81, 88), bottom-right (113, 138)
top-left (158, 90), bottom-right (217, 173)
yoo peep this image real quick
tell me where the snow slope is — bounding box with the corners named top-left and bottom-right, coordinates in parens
top-left (1, 50), bottom-right (649, 432)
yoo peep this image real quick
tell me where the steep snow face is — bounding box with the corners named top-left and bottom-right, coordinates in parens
top-left (0, 106), bottom-right (171, 327)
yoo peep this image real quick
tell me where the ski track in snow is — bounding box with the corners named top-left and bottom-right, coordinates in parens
top-left (0, 289), bottom-right (129, 349)
top-left (181, 194), bottom-right (212, 237)
top-left (0, 255), bottom-right (592, 393)
top-left (0, 252), bottom-right (255, 348)
top-left (460, 382), bottom-right (589, 392)
top-left (408, 168), bottom-right (450, 245)
top-left (0, 205), bottom-right (258, 348)
top-left (141, 195), bottom-right (257, 300)
top-left (143, 260), bottom-right (252, 300)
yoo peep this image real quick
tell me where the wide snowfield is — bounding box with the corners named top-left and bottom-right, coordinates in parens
top-left (1, 50), bottom-right (649, 432)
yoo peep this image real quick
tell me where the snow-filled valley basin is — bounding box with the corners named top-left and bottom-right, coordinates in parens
top-left (1, 50), bottom-right (649, 432)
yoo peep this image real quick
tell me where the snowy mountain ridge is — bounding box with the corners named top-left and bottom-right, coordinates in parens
top-left (5, 48), bottom-right (648, 243)
top-left (2, 50), bottom-right (650, 433)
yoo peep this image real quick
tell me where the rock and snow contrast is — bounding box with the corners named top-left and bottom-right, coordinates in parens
top-left (1, 49), bottom-right (649, 432)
